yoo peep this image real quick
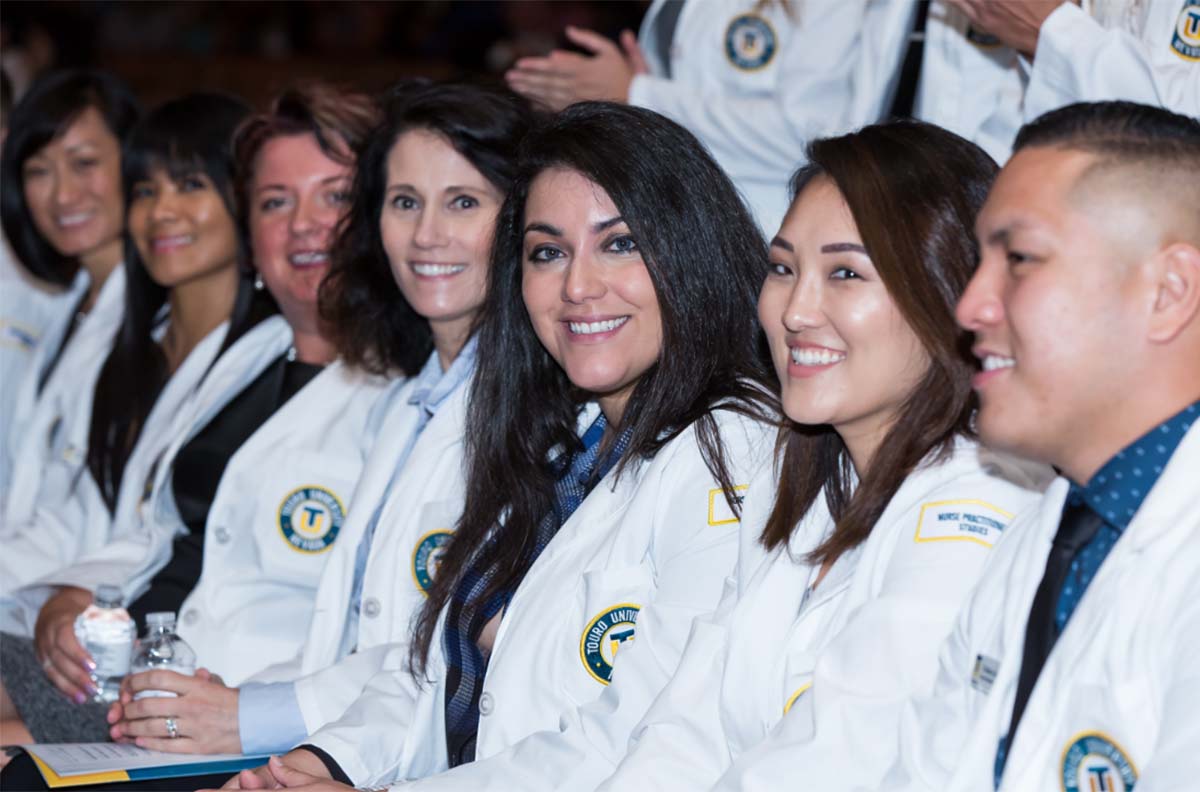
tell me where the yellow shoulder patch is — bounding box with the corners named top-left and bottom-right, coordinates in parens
top-left (708, 485), bottom-right (748, 526)
top-left (914, 499), bottom-right (1012, 548)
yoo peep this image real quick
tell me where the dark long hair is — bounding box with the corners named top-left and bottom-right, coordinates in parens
top-left (86, 93), bottom-right (252, 513)
top-left (0, 69), bottom-right (140, 286)
top-left (410, 102), bottom-right (778, 674)
top-left (319, 80), bottom-right (535, 376)
top-left (760, 121), bottom-right (998, 564)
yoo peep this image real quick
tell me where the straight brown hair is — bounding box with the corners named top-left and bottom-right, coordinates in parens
top-left (760, 121), bottom-right (997, 564)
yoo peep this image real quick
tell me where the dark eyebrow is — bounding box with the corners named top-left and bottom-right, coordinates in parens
top-left (820, 242), bottom-right (867, 255)
top-left (592, 216), bottom-right (624, 233)
top-left (524, 221), bottom-right (562, 237)
top-left (770, 237), bottom-right (794, 252)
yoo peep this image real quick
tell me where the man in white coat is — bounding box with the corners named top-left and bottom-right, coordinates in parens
top-left (878, 101), bottom-right (1200, 791)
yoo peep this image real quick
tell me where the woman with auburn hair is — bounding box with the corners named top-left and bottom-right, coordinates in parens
top-left (592, 121), bottom-right (1052, 792)
top-left (226, 101), bottom-right (778, 792)
top-left (1, 84), bottom-right (387, 748)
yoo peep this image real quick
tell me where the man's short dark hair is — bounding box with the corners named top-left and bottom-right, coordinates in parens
top-left (1014, 100), bottom-right (1200, 163)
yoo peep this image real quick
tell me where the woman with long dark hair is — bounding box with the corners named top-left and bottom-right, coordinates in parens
top-left (0, 69), bottom-right (139, 539)
top-left (104, 81), bottom-right (535, 761)
top-left (229, 102), bottom-right (778, 792)
top-left (592, 122), bottom-right (1052, 792)
top-left (0, 92), bottom-right (254, 745)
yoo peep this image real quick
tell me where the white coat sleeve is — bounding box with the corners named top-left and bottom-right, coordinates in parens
top-left (713, 492), bottom-right (1005, 792)
top-left (628, 0), bottom-right (894, 188)
top-left (1024, 3), bottom-right (1200, 121)
top-left (302, 645), bottom-right (438, 789)
top-left (396, 415), bottom-right (769, 792)
top-left (1134, 597), bottom-right (1200, 790)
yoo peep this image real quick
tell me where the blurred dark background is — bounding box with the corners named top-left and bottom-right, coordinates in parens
top-left (2, 1), bottom-right (649, 106)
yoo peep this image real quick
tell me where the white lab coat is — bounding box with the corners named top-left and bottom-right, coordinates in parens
top-left (591, 439), bottom-right (1049, 792)
top-left (0, 295), bottom-right (231, 609)
top-left (882, 419), bottom-right (1200, 792)
top-left (0, 240), bottom-right (75, 499)
top-left (302, 407), bottom-right (776, 790)
top-left (912, 0), bottom-right (1199, 165)
top-left (246, 367), bottom-right (471, 737)
top-left (629, 0), bottom-right (899, 233)
top-left (11, 316), bottom-right (390, 685)
top-left (1, 267), bottom-right (122, 537)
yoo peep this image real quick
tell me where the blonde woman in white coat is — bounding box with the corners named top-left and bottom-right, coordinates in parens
top-left (0, 70), bottom-right (140, 529)
top-left (222, 102), bottom-right (779, 792)
top-left (101, 83), bottom-right (536, 761)
top-left (592, 121), bottom-right (1051, 792)
top-left (505, 0), bottom-right (897, 234)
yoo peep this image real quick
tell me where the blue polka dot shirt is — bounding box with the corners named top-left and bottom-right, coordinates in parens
top-left (1056, 401), bottom-right (1198, 633)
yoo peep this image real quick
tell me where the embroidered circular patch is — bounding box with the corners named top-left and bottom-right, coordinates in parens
top-left (580, 603), bottom-right (641, 685)
top-left (724, 14), bottom-right (776, 71)
top-left (278, 486), bottom-right (344, 553)
top-left (1061, 732), bottom-right (1137, 792)
top-left (411, 529), bottom-right (453, 594)
top-left (1172, 1), bottom-right (1200, 61)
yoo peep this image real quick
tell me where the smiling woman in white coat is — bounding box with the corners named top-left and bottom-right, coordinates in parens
top-left (226, 102), bottom-right (779, 792)
top-left (97, 82), bottom-right (537, 762)
top-left (0, 70), bottom-right (140, 549)
top-left (591, 121), bottom-right (1051, 792)
top-left (0, 87), bottom-right (381, 747)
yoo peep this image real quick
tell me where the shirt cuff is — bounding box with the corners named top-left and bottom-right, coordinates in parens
top-left (238, 681), bottom-right (309, 755)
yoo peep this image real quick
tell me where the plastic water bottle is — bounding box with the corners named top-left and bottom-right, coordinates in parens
top-left (130, 612), bottom-right (196, 699)
top-left (72, 584), bottom-right (136, 703)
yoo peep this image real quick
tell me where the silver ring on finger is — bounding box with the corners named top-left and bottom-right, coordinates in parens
top-left (41, 657), bottom-right (53, 673)
top-left (165, 717), bottom-right (179, 739)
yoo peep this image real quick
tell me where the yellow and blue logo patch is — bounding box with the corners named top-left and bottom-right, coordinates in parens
top-left (1, 321), bottom-right (38, 351)
top-left (1172, 0), bottom-right (1200, 61)
top-left (1061, 731), bottom-right (1137, 792)
top-left (411, 529), bottom-right (453, 594)
top-left (278, 485), bottom-right (344, 554)
top-left (783, 682), bottom-right (811, 715)
top-left (724, 14), bottom-right (776, 71)
top-left (580, 603), bottom-right (641, 685)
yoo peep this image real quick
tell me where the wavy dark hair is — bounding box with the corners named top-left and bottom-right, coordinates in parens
top-left (410, 101), bottom-right (778, 674)
top-left (0, 69), bottom-right (141, 286)
top-left (86, 93), bottom-right (253, 513)
top-left (319, 80), bottom-right (535, 376)
top-left (760, 121), bottom-right (998, 564)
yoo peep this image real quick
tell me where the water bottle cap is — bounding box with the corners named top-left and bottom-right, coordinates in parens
top-left (145, 612), bottom-right (176, 628)
top-left (94, 584), bottom-right (124, 609)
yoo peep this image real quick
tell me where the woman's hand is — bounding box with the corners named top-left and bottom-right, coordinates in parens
top-left (210, 749), bottom-right (334, 790)
top-left (32, 586), bottom-right (95, 702)
top-left (107, 667), bottom-right (240, 753)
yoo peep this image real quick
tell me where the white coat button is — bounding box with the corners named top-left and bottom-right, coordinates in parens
top-left (479, 692), bottom-right (494, 716)
top-left (214, 527), bottom-right (231, 544)
top-left (362, 598), bottom-right (381, 619)
top-left (182, 609), bottom-right (199, 626)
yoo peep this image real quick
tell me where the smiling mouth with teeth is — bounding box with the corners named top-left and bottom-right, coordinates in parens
top-left (289, 251), bottom-right (329, 267)
top-left (790, 347), bottom-right (846, 366)
top-left (981, 355), bottom-right (1015, 371)
top-left (57, 213), bottom-right (94, 228)
top-left (412, 262), bottom-right (467, 277)
top-left (568, 317), bottom-right (629, 335)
